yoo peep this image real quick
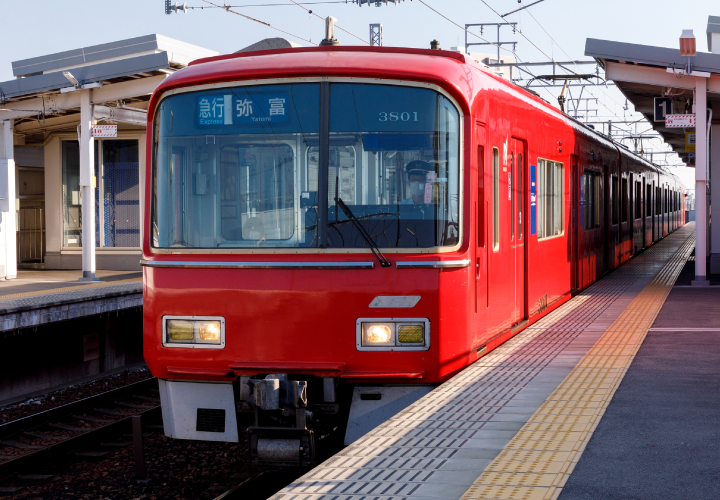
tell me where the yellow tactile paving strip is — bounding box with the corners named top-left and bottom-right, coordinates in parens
top-left (0, 277), bottom-right (142, 302)
top-left (461, 232), bottom-right (695, 500)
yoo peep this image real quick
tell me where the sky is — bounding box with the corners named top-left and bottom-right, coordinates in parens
top-left (0, 0), bottom-right (715, 187)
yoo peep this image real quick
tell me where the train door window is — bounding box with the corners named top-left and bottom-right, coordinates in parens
top-left (478, 145), bottom-right (485, 247)
top-left (510, 152), bottom-right (514, 241)
top-left (621, 177), bottom-right (628, 224)
top-left (518, 153), bottom-right (523, 239)
top-left (537, 158), bottom-right (564, 239)
top-left (656, 187), bottom-right (661, 215)
top-left (664, 187), bottom-right (668, 214)
top-left (646, 184), bottom-right (652, 216)
top-left (584, 170), bottom-right (600, 230)
top-left (611, 175), bottom-right (619, 225)
top-left (492, 147), bottom-right (499, 251)
top-left (635, 181), bottom-right (642, 219)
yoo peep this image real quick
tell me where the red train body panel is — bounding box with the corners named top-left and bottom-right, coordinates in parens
top-left (142, 46), bottom-right (684, 460)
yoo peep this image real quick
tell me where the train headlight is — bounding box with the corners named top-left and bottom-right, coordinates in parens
top-left (163, 316), bottom-right (225, 348)
top-left (198, 321), bottom-right (222, 342)
top-left (357, 319), bottom-right (430, 350)
top-left (364, 324), bottom-right (393, 345)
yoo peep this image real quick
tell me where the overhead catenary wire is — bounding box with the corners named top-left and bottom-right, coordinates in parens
top-left (416, 0), bottom-right (558, 102)
top-left (288, 0), bottom-right (370, 45)
top-left (201, 0), bottom-right (317, 45)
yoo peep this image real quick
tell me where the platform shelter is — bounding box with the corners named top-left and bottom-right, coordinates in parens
top-left (585, 16), bottom-right (720, 283)
top-left (0, 35), bottom-right (217, 279)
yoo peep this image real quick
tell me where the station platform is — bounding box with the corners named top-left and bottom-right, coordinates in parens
top-left (0, 270), bottom-right (141, 332)
top-left (272, 223), bottom-right (707, 500)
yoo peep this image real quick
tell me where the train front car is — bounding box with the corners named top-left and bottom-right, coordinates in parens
top-left (142, 48), bottom-right (475, 467)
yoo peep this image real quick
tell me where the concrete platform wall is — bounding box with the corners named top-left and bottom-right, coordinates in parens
top-left (0, 307), bottom-right (143, 402)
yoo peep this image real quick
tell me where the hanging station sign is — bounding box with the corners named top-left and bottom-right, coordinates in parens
top-left (653, 97), bottom-right (672, 122)
top-left (665, 114), bottom-right (696, 128)
top-left (92, 125), bottom-right (118, 137)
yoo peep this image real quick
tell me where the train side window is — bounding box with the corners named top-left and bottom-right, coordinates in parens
top-left (621, 177), bottom-right (628, 224)
top-left (635, 181), bottom-right (642, 220)
top-left (492, 147), bottom-right (499, 251)
top-left (584, 170), bottom-right (600, 230)
top-left (537, 158), bottom-right (564, 239)
top-left (611, 175), bottom-right (619, 226)
top-left (510, 152), bottom-right (514, 241)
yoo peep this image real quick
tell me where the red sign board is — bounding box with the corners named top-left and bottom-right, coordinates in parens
top-left (92, 125), bottom-right (117, 137)
top-left (665, 114), bottom-right (696, 128)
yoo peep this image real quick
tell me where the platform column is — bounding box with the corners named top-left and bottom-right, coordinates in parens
top-left (0, 120), bottom-right (16, 280)
top-left (693, 76), bottom-right (709, 286)
top-left (80, 90), bottom-right (98, 281)
top-left (710, 116), bottom-right (720, 274)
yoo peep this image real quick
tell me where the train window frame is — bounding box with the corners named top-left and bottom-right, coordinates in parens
top-left (537, 157), bottom-right (564, 241)
top-left (584, 169), bottom-right (601, 230)
top-left (611, 175), bottom-right (619, 226)
top-left (492, 147), bottom-right (500, 252)
top-left (149, 76), bottom-right (465, 255)
top-left (621, 177), bottom-right (628, 224)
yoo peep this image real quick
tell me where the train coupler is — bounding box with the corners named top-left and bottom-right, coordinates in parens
top-left (248, 427), bottom-right (315, 467)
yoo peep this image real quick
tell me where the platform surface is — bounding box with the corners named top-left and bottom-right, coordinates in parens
top-left (0, 270), bottom-right (142, 331)
top-left (272, 223), bottom-right (697, 500)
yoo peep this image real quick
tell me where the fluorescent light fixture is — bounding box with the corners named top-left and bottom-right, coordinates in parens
top-left (63, 71), bottom-right (79, 87)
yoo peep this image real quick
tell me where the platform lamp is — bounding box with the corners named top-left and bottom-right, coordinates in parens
top-left (680, 29), bottom-right (696, 74)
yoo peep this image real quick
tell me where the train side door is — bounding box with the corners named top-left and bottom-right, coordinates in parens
top-left (570, 155), bottom-right (579, 292)
top-left (476, 124), bottom-right (486, 313)
top-left (603, 165), bottom-right (610, 274)
top-left (512, 139), bottom-right (526, 325)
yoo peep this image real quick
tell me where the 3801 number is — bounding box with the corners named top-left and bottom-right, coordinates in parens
top-left (378, 112), bottom-right (418, 122)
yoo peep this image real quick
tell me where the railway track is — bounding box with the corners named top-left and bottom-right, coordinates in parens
top-left (211, 470), bottom-right (302, 500)
top-left (0, 378), bottom-right (160, 475)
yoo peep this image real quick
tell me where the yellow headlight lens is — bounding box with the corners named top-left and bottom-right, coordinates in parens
top-left (166, 320), bottom-right (194, 342)
top-left (199, 321), bottom-right (222, 342)
top-left (398, 324), bottom-right (424, 344)
top-left (365, 324), bottom-right (393, 344)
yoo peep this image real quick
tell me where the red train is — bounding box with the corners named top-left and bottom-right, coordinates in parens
top-left (142, 44), bottom-right (684, 466)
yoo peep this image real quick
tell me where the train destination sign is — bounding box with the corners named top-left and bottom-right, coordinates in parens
top-left (198, 93), bottom-right (289, 125)
top-left (665, 114), bottom-right (696, 128)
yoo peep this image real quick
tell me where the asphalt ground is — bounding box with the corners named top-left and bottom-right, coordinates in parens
top-left (559, 285), bottom-right (720, 499)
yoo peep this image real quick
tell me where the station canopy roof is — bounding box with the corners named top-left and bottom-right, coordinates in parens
top-left (585, 34), bottom-right (720, 164)
top-left (0, 35), bottom-right (217, 144)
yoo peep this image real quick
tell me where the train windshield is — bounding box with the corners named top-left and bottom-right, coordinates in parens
top-left (152, 82), bottom-right (460, 250)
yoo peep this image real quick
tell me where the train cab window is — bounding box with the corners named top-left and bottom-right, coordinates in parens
top-left (584, 170), bottom-right (600, 230)
top-left (621, 177), bottom-right (628, 224)
top-left (635, 181), bottom-right (642, 220)
top-left (152, 82), bottom-right (461, 249)
top-left (492, 148), bottom-right (500, 251)
top-left (611, 175), bottom-right (619, 226)
top-left (537, 158), bottom-right (564, 239)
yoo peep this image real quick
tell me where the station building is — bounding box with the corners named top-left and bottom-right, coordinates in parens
top-left (0, 35), bottom-right (217, 277)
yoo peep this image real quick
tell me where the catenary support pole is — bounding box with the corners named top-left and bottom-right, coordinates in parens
top-left (693, 76), bottom-right (709, 286)
top-left (0, 120), bottom-right (16, 280)
top-left (710, 116), bottom-right (720, 273)
top-left (79, 90), bottom-right (98, 281)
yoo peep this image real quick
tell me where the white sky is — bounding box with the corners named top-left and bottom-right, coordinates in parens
top-left (1, 0), bottom-right (715, 188)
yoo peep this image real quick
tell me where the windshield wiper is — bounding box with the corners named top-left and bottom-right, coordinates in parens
top-left (333, 195), bottom-right (392, 268)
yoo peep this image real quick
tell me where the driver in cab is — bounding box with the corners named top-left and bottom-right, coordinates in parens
top-left (400, 160), bottom-right (434, 205)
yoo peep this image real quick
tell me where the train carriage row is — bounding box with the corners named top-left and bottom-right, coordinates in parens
top-left (142, 45), bottom-right (684, 466)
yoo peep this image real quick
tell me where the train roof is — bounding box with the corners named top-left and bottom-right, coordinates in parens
top-left (160, 45), bottom-right (680, 185)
